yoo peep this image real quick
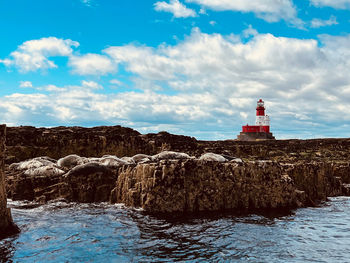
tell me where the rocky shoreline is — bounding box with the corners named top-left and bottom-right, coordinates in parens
top-left (3, 125), bottom-right (350, 216)
top-left (0, 125), bottom-right (19, 238)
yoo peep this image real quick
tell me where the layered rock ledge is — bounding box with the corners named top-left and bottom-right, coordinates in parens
top-left (5, 151), bottom-right (350, 214)
top-left (0, 125), bottom-right (19, 238)
top-left (4, 125), bottom-right (350, 214)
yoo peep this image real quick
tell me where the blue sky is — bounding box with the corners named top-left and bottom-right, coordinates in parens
top-left (1, 0), bottom-right (350, 139)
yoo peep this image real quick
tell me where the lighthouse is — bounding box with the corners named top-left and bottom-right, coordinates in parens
top-left (237, 99), bottom-right (275, 141)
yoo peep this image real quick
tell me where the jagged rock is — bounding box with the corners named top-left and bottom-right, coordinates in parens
top-left (285, 162), bottom-right (344, 201)
top-left (111, 159), bottom-right (301, 213)
top-left (199, 153), bottom-right (227, 162)
top-left (4, 137), bottom-right (350, 215)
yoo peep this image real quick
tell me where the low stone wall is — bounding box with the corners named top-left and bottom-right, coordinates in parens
top-left (0, 125), bottom-right (18, 238)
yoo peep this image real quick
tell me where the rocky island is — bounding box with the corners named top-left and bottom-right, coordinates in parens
top-left (2, 125), bottom-right (350, 216)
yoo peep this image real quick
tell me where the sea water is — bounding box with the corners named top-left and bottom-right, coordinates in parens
top-left (1, 197), bottom-right (350, 262)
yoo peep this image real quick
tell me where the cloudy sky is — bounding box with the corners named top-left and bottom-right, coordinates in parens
top-left (1, 0), bottom-right (350, 139)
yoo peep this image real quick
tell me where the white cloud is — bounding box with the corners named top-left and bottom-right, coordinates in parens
top-left (40, 85), bottom-right (64, 92)
top-left (81, 80), bottom-right (103, 89)
top-left (0, 59), bottom-right (12, 67)
top-left (105, 45), bottom-right (177, 80)
top-left (1, 37), bottom-right (79, 72)
top-left (154, 0), bottom-right (197, 18)
top-left (186, 0), bottom-right (301, 24)
top-left (19, 81), bottom-right (33, 88)
top-left (69, 53), bottom-right (116, 75)
top-left (311, 0), bottom-right (350, 9)
top-left (242, 25), bottom-right (258, 38)
top-left (102, 29), bottom-right (350, 138)
top-left (2, 31), bottom-right (350, 139)
top-left (110, 79), bottom-right (122, 86)
top-left (310, 15), bottom-right (338, 28)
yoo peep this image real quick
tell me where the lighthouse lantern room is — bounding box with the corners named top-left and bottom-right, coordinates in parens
top-left (237, 99), bottom-right (275, 141)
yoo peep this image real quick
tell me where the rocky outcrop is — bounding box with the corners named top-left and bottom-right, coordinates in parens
top-left (5, 126), bottom-right (154, 164)
top-left (6, 157), bottom-right (119, 203)
top-left (5, 126), bottom-right (198, 164)
top-left (5, 150), bottom-right (350, 214)
top-left (111, 159), bottom-right (298, 213)
top-left (0, 125), bottom-right (19, 238)
top-left (5, 125), bottom-right (350, 165)
top-left (4, 124), bottom-right (350, 214)
top-left (110, 159), bottom-right (348, 213)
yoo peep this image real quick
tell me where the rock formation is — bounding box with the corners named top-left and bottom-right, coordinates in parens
top-left (3, 125), bottom-right (350, 214)
top-left (111, 159), bottom-right (298, 213)
top-left (0, 125), bottom-right (18, 238)
top-left (5, 125), bottom-right (350, 164)
top-left (5, 150), bottom-right (350, 214)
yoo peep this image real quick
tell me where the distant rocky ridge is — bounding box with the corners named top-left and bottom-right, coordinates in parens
top-left (5, 125), bottom-right (350, 164)
top-left (4, 125), bottom-right (350, 214)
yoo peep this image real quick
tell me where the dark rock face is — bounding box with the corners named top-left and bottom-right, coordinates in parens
top-left (0, 125), bottom-right (19, 239)
top-left (63, 163), bottom-right (116, 203)
top-left (110, 159), bottom-right (347, 213)
top-left (5, 150), bottom-right (350, 214)
top-left (6, 125), bottom-right (350, 164)
top-left (4, 125), bottom-right (350, 215)
top-left (5, 126), bottom-right (153, 164)
top-left (111, 160), bottom-right (297, 213)
top-left (7, 160), bottom-right (118, 203)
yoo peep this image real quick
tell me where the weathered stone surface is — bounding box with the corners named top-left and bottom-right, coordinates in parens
top-left (5, 126), bottom-right (155, 164)
top-left (283, 162), bottom-right (344, 204)
top-left (5, 125), bottom-right (350, 164)
top-left (6, 157), bottom-right (119, 203)
top-left (111, 159), bottom-right (302, 213)
top-left (0, 125), bottom-right (19, 238)
top-left (63, 163), bottom-right (117, 202)
top-left (4, 124), bottom-right (350, 215)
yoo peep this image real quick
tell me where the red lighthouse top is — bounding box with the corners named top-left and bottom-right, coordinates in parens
top-left (256, 99), bottom-right (265, 116)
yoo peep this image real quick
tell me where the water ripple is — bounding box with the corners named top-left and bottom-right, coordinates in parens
top-left (1, 197), bottom-right (350, 262)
